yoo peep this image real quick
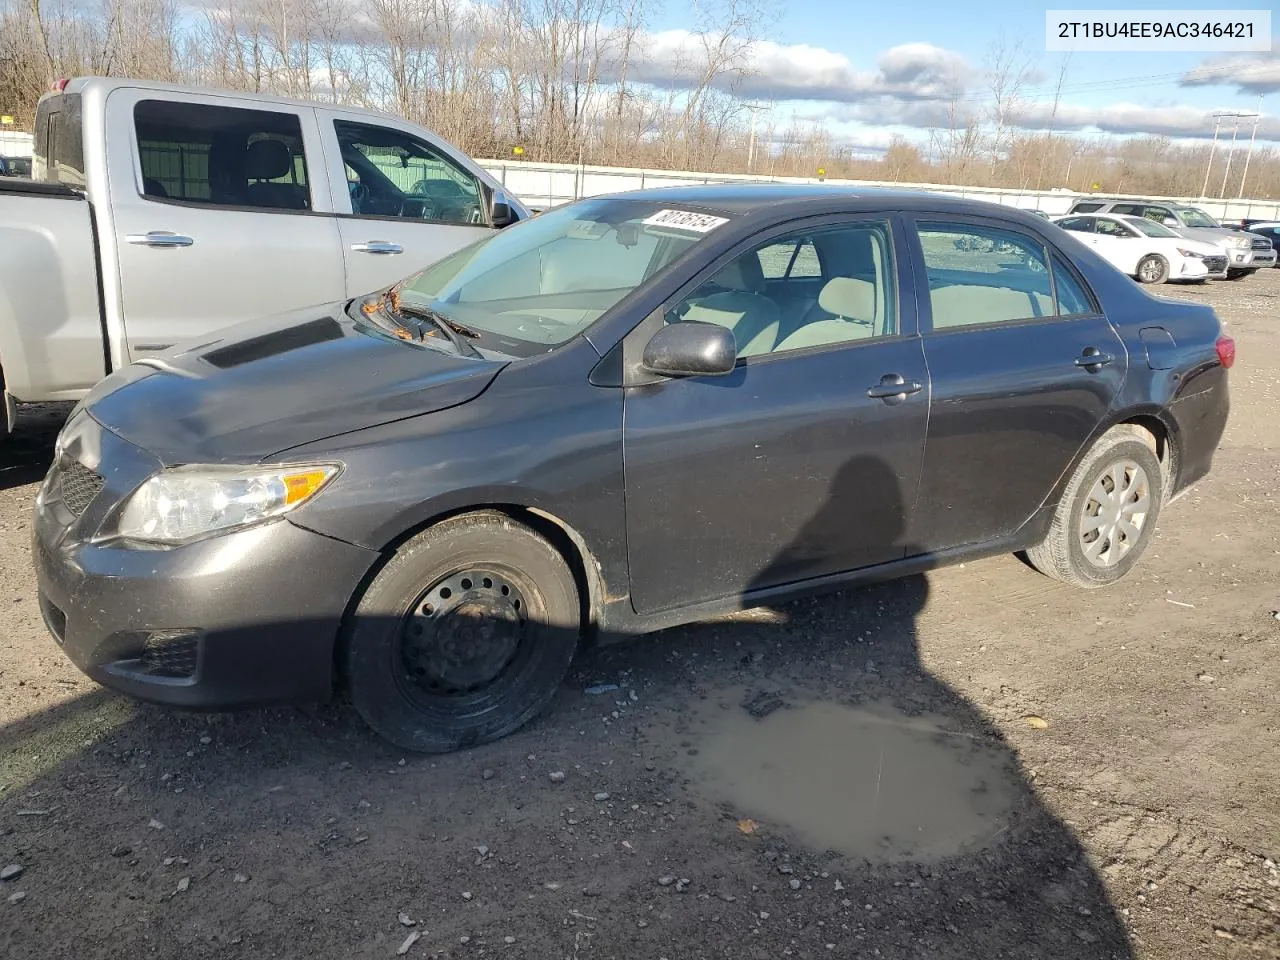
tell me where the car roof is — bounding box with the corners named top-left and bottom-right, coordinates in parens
top-left (590, 182), bottom-right (1051, 222)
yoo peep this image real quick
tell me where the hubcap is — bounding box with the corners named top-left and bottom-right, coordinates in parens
top-left (1140, 259), bottom-right (1162, 282)
top-left (1079, 460), bottom-right (1151, 568)
top-left (400, 570), bottom-right (525, 695)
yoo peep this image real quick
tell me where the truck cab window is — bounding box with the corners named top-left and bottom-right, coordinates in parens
top-left (335, 120), bottom-right (485, 225)
top-left (134, 100), bottom-right (311, 212)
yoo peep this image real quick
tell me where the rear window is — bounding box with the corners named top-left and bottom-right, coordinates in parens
top-left (134, 100), bottom-right (311, 212)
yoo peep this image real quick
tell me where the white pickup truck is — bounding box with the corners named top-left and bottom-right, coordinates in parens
top-left (0, 77), bottom-right (529, 432)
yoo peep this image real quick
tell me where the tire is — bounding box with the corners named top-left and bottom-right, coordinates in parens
top-left (346, 511), bottom-right (581, 752)
top-left (1023, 427), bottom-right (1164, 588)
top-left (1135, 254), bottom-right (1168, 284)
top-left (1225, 269), bottom-right (1253, 281)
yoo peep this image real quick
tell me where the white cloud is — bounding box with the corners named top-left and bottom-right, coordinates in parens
top-left (1182, 46), bottom-right (1280, 94)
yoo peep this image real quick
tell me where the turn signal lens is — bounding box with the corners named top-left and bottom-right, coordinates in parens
top-left (1215, 335), bottom-right (1236, 369)
top-left (283, 469), bottom-right (332, 505)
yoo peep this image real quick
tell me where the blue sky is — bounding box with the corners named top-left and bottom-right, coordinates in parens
top-left (639, 0), bottom-right (1280, 149)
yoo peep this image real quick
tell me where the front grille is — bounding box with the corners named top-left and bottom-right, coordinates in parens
top-left (142, 631), bottom-right (200, 678)
top-left (1203, 255), bottom-right (1228, 272)
top-left (57, 460), bottom-right (104, 517)
top-left (1251, 236), bottom-right (1273, 251)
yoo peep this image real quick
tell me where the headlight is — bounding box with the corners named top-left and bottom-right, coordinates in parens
top-left (116, 463), bottom-right (341, 544)
top-left (1176, 248), bottom-right (1202, 258)
top-left (1229, 235), bottom-right (1251, 249)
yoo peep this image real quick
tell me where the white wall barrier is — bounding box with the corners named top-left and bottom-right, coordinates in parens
top-left (0, 131), bottom-right (34, 158)
top-left (478, 157), bottom-right (1280, 223)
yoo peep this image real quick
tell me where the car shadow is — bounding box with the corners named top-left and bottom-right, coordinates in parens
top-left (1, 455), bottom-right (1133, 959)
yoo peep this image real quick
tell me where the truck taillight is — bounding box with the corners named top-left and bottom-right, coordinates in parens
top-left (50, 78), bottom-right (69, 92)
top-left (1215, 335), bottom-right (1235, 369)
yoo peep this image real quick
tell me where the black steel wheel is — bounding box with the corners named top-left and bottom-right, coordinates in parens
top-left (346, 512), bottom-right (580, 752)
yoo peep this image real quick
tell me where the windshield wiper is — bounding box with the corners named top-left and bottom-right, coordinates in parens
top-left (391, 299), bottom-right (484, 359)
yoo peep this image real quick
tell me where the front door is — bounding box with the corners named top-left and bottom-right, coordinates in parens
top-left (907, 217), bottom-right (1127, 552)
top-left (622, 216), bottom-right (930, 615)
top-left (107, 91), bottom-right (345, 359)
top-left (319, 112), bottom-right (495, 297)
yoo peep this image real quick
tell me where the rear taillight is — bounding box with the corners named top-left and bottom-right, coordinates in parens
top-left (1216, 335), bottom-right (1235, 369)
top-left (50, 78), bottom-right (69, 92)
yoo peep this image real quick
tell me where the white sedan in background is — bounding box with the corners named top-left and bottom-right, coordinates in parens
top-left (1052, 213), bottom-right (1228, 284)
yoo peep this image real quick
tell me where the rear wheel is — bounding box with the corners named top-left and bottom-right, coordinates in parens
top-left (346, 512), bottom-right (581, 752)
top-left (1024, 427), bottom-right (1164, 588)
top-left (1135, 255), bottom-right (1168, 284)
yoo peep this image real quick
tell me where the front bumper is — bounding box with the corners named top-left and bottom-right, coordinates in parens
top-left (33, 413), bottom-right (378, 709)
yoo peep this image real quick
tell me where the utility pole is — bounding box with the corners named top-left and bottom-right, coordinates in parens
top-left (1220, 113), bottom-right (1243, 198)
top-left (743, 102), bottom-right (767, 174)
top-left (1238, 98), bottom-right (1263, 199)
top-left (1201, 114), bottom-right (1224, 199)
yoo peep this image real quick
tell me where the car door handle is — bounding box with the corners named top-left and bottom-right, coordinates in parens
top-left (351, 241), bottom-right (403, 255)
top-left (126, 231), bottom-right (193, 248)
top-left (1074, 348), bottom-right (1115, 370)
top-left (866, 373), bottom-right (923, 400)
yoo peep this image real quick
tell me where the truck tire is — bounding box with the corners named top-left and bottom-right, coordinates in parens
top-left (345, 511), bottom-right (581, 752)
top-left (1023, 427), bottom-right (1164, 588)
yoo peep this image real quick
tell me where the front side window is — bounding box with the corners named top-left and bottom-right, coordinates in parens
top-left (1124, 216), bottom-right (1179, 238)
top-left (1096, 219), bottom-right (1135, 239)
top-left (1057, 217), bottom-right (1095, 233)
top-left (396, 199), bottom-right (715, 355)
top-left (667, 221), bottom-right (896, 359)
top-left (918, 223), bottom-right (1059, 328)
top-left (336, 120), bottom-right (484, 225)
top-left (135, 100), bottom-right (310, 211)
top-left (1174, 206), bottom-right (1220, 228)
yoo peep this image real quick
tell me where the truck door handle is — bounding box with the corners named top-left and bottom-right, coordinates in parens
top-left (1074, 348), bottom-right (1114, 370)
top-left (126, 231), bottom-right (193, 248)
top-left (866, 373), bottom-right (923, 401)
top-left (351, 241), bottom-right (403, 255)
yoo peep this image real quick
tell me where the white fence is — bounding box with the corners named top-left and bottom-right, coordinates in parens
top-left (478, 157), bottom-right (1280, 223)
top-left (0, 131), bottom-right (34, 158)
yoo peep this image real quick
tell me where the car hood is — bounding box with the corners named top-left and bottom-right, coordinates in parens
top-left (84, 303), bottom-right (506, 465)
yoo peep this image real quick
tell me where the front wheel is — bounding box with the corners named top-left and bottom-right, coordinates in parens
top-left (1135, 254), bottom-right (1169, 284)
top-left (346, 512), bottom-right (581, 752)
top-left (1023, 428), bottom-right (1164, 588)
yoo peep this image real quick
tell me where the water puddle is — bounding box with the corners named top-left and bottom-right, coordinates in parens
top-left (685, 697), bottom-right (1020, 863)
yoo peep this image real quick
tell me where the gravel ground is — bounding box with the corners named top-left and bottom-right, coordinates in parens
top-left (1, 273), bottom-right (1278, 960)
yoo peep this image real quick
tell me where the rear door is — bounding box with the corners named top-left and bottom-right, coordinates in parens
top-left (1092, 218), bottom-right (1143, 274)
top-left (316, 110), bottom-right (498, 297)
top-left (105, 90), bottom-right (345, 358)
top-left (906, 216), bottom-right (1127, 552)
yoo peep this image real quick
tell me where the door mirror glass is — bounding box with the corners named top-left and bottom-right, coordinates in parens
top-left (642, 321), bottom-right (736, 377)
top-left (490, 190), bottom-right (519, 228)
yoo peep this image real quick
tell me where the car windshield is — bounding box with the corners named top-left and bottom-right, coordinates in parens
top-left (1124, 216), bottom-right (1178, 238)
top-left (394, 198), bottom-right (724, 356)
top-left (1174, 207), bottom-right (1220, 228)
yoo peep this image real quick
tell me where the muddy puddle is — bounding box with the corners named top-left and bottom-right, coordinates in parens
top-left (683, 695), bottom-right (1021, 863)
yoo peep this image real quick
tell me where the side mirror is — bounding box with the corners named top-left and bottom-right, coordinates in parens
top-left (490, 190), bottom-right (519, 228)
top-left (641, 322), bottom-right (737, 377)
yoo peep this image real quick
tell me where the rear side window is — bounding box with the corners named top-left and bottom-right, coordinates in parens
top-left (34, 93), bottom-right (86, 186)
top-left (1051, 256), bottom-right (1095, 316)
top-left (1071, 202), bottom-right (1104, 213)
top-left (134, 100), bottom-right (311, 212)
top-left (918, 223), bottom-right (1055, 328)
top-left (1057, 217), bottom-right (1094, 232)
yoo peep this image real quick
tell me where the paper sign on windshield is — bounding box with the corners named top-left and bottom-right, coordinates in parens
top-left (641, 209), bottom-right (730, 233)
